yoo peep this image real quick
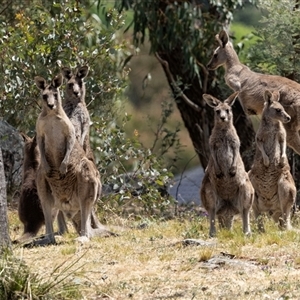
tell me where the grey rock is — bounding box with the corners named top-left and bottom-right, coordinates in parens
top-left (0, 120), bottom-right (24, 193)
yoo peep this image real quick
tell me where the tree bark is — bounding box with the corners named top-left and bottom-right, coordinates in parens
top-left (0, 146), bottom-right (11, 251)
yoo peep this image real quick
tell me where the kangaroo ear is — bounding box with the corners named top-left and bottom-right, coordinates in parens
top-left (203, 94), bottom-right (220, 108)
top-left (77, 65), bottom-right (89, 79)
top-left (20, 132), bottom-right (31, 143)
top-left (32, 135), bottom-right (37, 146)
top-left (61, 67), bottom-right (72, 80)
top-left (216, 30), bottom-right (229, 48)
top-left (264, 89), bottom-right (273, 105)
top-left (225, 91), bottom-right (239, 106)
top-left (272, 90), bottom-right (280, 102)
top-left (52, 73), bottom-right (63, 88)
top-left (35, 76), bottom-right (47, 90)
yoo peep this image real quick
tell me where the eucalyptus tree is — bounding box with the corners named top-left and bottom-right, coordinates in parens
top-left (108, 0), bottom-right (258, 170)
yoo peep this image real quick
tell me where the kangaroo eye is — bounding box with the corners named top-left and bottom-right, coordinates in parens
top-left (226, 109), bottom-right (230, 114)
top-left (216, 109), bottom-right (220, 114)
top-left (53, 93), bottom-right (58, 100)
top-left (213, 53), bottom-right (218, 58)
top-left (42, 95), bottom-right (48, 101)
top-left (276, 108), bottom-right (281, 112)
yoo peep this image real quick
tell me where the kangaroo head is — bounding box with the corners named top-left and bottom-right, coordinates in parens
top-left (20, 133), bottom-right (40, 170)
top-left (203, 92), bottom-right (239, 124)
top-left (61, 65), bottom-right (89, 100)
top-left (35, 74), bottom-right (63, 111)
top-left (263, 90), bottom-right (291, 124)
top-left (207, 30), bottom-right (236, 70)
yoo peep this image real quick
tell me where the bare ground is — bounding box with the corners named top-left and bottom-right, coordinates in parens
top-left (7, 207), bottom-right (300, 300)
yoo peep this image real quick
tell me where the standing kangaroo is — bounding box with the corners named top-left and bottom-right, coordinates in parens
top-left (200, 92), bottom-right (254, 237)
top-left (61, 65), bottom-right (106, 231)
top-left (248, 90), bottom-right (296, 231)
top-left (15, 133), bottom-right (67, 244)
top-left (35, 73), bottom-right (109, 245)
top-left (207, 29), bottom-right (300, 155)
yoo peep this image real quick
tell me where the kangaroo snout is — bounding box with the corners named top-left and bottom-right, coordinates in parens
top-left (47, 103), bottom-right (55, 110)
top-left (285, 115), bottom-right (291, 123)
top-left (74, 90), bottom-right (80, 97)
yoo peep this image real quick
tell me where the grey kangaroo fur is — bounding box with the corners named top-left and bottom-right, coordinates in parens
top-left (61, 65), bottom-right (107, 232)
top-left (35, 73), bottom-right (113, 245)
top-left (248, 90), bottom-right (296, 231)
top-left (15, 133), bottom-right (67, 244)
top-left (61, 65), bottom-right (94, 162)
top-left (207, 29), bottom-right (300, 155)
top-left (200, 92), bottom-right (254, 237)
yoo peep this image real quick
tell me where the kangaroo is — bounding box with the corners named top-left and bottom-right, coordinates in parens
top-left (15, 133), bottom-right (67, 244)
top-left (61, 65), bottom-right (94, 162)
top-left (248, 90), bottom-right (296, 232)
top-left (61, 65), bottom-right (105, 230)
top-left (200, 92), bottom-right (254, 237)
top-left (207, 29), bottom-right (300, 155)
top-left (34, 73), bottom-right (112, 245)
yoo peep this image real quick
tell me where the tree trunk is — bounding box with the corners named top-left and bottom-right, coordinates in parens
top-left (0, 146), bottom-right (11, 251)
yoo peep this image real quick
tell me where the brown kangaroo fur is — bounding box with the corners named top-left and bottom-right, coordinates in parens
top-left (15, 133), bottom-right (67, 244)
top-left (207, 30), bottom-right (300, 155)
top-left (61, 65), bottom-right (106, 231)
top-left (35, 73), bottom-right (112, 245)
top-left (248, 90), bottom-right (296, 231)
top-left (200, 92), bottom-right (254, 237)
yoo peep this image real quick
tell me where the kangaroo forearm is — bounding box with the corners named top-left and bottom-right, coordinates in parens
top-left (231, 147), bottom-right (239, 168)
top-left (211, 152), bottom-right (221, 171)
top-left (227, 75), bottom-right (241, 91)
top-left (280, 140), bottom-right (286, 158)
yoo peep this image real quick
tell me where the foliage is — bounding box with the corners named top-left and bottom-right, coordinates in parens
top-left (0, 0), bottom-right (126, 131)
top-left (93, 110), bottom-right (175, 217)
top-left (0, 249), bottom-right (82, 299)
top-left (112, 0), bottom-right (257, 84)
top-left (0, 0), bottom-right (180, 215)
top-left (247, 0), bottom-right (300, 79)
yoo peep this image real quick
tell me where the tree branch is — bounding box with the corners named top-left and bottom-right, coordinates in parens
top-left (155, 52), bottom-right (202, 112)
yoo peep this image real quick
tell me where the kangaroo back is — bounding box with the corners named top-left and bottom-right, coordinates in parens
top-left (207, 30), bottom-right (300, 155)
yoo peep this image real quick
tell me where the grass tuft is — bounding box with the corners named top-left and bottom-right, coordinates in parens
top-left (0, 248), bottom-right (84, 299)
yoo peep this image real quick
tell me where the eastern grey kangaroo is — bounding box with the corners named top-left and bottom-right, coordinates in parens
top-left (35, 73), bottom-right (109, 245)
top-left (61, 65), bottom-right (94, 162)
top-left (16, 133), bottom-right (67, 243)
top-left (200, 92), bottom-right (254, 237)
top-left (207, 29), bottom-right (300, 155)
top-left (61, 65), bottom-right (106, 231)
top-left (248, 90), bottom-right (296, 231)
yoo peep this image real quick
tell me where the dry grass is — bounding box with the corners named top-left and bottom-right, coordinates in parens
top-left (7, 207), bottom-right (300, 300)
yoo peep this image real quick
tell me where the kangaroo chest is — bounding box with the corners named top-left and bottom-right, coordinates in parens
top-left (210, 132), bottom-right (239, 168)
